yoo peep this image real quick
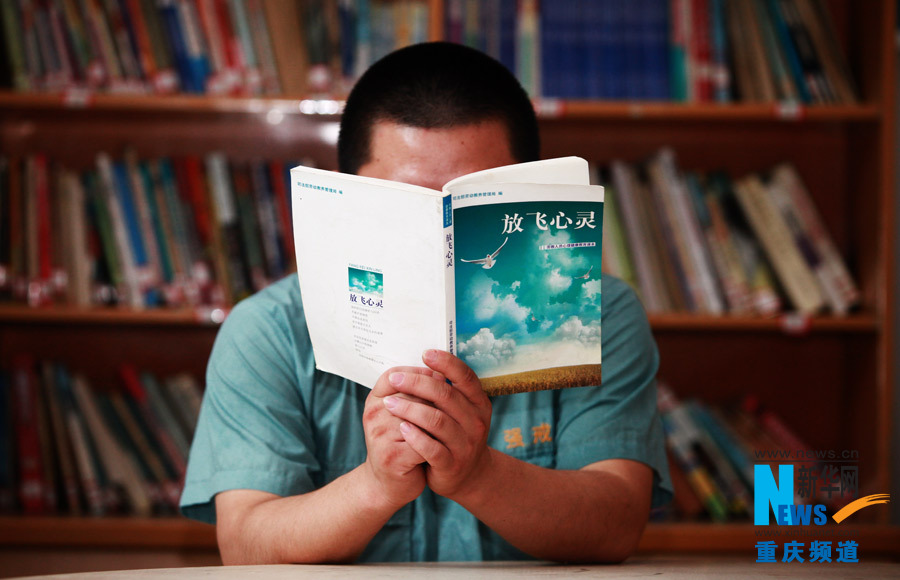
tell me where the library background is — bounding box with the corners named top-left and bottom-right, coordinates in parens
top-left (0, 0), bottom-right (898, 575)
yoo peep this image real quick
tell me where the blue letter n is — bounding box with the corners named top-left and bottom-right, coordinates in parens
top-left (755, 464), bottom-right (794, 525)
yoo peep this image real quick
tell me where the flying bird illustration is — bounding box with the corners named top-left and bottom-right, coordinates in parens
top-left (574, 265), bottom-right (593, 280)
top-left (461, 237), bottom-right (508, 269)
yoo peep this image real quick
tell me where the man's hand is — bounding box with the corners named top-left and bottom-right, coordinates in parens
top-left (362, 367), bottom-right (430, 509)
top-left (381, 349), bottom-right (492, 498)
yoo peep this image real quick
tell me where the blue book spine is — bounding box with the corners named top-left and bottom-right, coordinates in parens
top-left (582, 0), bottom-right (603, 99)
top-left (112, 162), bottom-right (148, 269)
top-left (644, 0), bottom-right (670, 100)
top-left (623, 0), bottom-right (643, 99)
top-left (158, 1), bottom-right (194, 92)
top-left (709, 0), bottom-right (731, 102)
top-left (338, 0), bottom-right (356, 78)
top-left (604, 2), bottom-right (625, 99)
top-left (767, 0), bottom-right (811, 103)
top-left (499, 0), bottom-right (516, 74)
top-left (539, 0), bottom-right (559, 97)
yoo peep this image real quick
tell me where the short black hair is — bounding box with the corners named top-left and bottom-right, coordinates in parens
top-left (338, 42), bottom-right (540, 175)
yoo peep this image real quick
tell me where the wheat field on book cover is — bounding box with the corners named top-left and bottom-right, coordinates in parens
top-left (454, 199), bottom-right (604, 395)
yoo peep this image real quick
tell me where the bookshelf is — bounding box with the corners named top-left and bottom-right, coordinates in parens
top-left (0, 0), bottom-right (897, 575)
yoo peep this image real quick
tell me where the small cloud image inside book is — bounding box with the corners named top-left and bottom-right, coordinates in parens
top-left (454, 200), bottom-right (603, 395)
top-left (348, 267), bottom-right (383, 297)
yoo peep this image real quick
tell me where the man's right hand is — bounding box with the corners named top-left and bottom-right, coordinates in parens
top-left (361, 367), bottom-right (430, 509)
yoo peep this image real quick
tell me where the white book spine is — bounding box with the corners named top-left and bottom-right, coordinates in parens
top-left (442, 194), bottom-right (457, 356)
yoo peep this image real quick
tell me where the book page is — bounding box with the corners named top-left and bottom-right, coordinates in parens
top-left (446, 181), bottom-right (604, 395)
top-left (444, 156), bottom-right (591, 190)
top-left (291, 165), bottom-right (450, 388)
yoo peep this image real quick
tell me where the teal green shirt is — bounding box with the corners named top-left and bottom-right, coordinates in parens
top-left (180, 274), bottom-right (672, 561)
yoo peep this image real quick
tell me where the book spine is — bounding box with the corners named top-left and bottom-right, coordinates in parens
top-left (734, 174), bottom-right (824, 313)
top-left (250, 160), bottom-right (284, 281)
top-left (194, 0), bottom-right (228, 94)
top-left (229, 162), bottom-right (267, 292)
top-left (443, 193), bottom-right (456, 356)
top-left (645, 157), bottom-right (696, 311)
top-left (767, 0), bottom-right (811, 103)
top-left (709, 0), bottom-right (731, 102)
top-left (113, 158), bottom-right (157, 299)
top-left (1, 2), bottom-right (32, 90)
top-left (71, 373), bottom-right (152, 516)
top-left (205, 152), bottom-right (247, 301)
top-left (96, 152), bottom-right (143, 308)
top-left (752, 0), bottom-right (797, 102)
top-left (33, 154), bottom-right (54, 307)
top-left (12, 356), bottom-right (45, 514)
top-left (40, 361), bottom-right (82, 514)
top-left (226, 0), bottom-right (260, 94)
top-left (610, 160), bottom-right (667, 312)
top-left (739, 0), bottom-right (778, 102)
top-left (774, 164), bottom-right (858, 314)
top-left (0, 372), bottom-right (13, 513)
top-left (163, 374), bottom-right (201, 437)
top-left (53, 364), bottom-right (105, 515)
top-left (268, 161), bottom-right (295, 268)
top-left (669, 0), bottom-right (690, 101)
top-left (119, 365), bottom-right (187, 480)
top-left (175, 0), bottom-right (211, 93)
top-left (793, 0), bottom-right (857, 103)
top-left (657, 150), bottom-right (725, 314)
top-left (778, 0), bottom-right (829, 103)
top-left (139, 372), bottom-right (191, 460)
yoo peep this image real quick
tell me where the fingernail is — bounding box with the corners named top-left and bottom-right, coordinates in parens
top-left (389, 372), bottom-right (404, 386)
top-left (383, 396), bottom-right (398, 410)
top-left (399, 421), bottom-right (411, 434)
top-left (423, 349), bottom-right (438, 363)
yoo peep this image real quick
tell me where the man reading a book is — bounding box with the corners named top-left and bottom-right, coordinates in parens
top-left (181, 42), bottom-right (671, 564)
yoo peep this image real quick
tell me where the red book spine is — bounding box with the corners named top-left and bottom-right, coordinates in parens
top-left (13, 356), bottom-right (45, 515)
top-left (268, 161), bottom-right (294, 264)
top-left (692, 0), bottom-right (712, 102)
top-left (34, 155), bottom-right (53, 306)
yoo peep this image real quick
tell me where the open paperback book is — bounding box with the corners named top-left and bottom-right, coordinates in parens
top-left (291, 157), bottom-right (604, 395)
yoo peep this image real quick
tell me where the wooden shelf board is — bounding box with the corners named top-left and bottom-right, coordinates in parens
top-left (647, 313), bottom-right (879, 333)
top-left (1, 517), bottom-right (897, 555)
top-left (0, 304), bottom-right (879, 335)
top-left (0, 304), bottom-right (878, 333)
top-left (546, 100), bottom-right (882, 122)
top-left (0, 92), bottom-right (881, 122)
top-left (0, 304), bottom-right (227, 327)
top-left (0, 517), bottom-right (216, 549)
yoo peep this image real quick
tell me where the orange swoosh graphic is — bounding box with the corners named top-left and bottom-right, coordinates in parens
top-left (832, 494), bottom-right (891, 523)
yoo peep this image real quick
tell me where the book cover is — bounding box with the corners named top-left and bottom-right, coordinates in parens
top-left (292, 157), bottom-right (603, 395)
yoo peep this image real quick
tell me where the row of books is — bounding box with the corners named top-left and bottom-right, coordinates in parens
top-left (449, 0), bottom-right (857, 103)
top-left (655, 383), bottom-right (853, 522)
top-left (0, 0), bottom-right (430, 97)
top-left (0, 1), bottom-right (858, 105)
top-left (0, 153), bottom-right (301, 310)
top-left (597, 149), bottom-right (859, 316)
top-left (0, 359), bottom-right (202, 516)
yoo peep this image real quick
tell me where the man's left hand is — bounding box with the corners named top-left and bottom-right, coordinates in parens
top-left (381, 349), bottom-right (492, 498)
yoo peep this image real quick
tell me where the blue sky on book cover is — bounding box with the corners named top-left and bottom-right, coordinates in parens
top-left (454, 200), bottom-right (603, 379)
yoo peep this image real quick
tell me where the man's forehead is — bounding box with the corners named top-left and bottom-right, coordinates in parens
top-left (359, 121), bottom-right (517, 189)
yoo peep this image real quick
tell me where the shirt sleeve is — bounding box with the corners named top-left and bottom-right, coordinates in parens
top-left (554, 277), bottom-right (673, 509)
top-left (179, 281), bottom-right (320, 524)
